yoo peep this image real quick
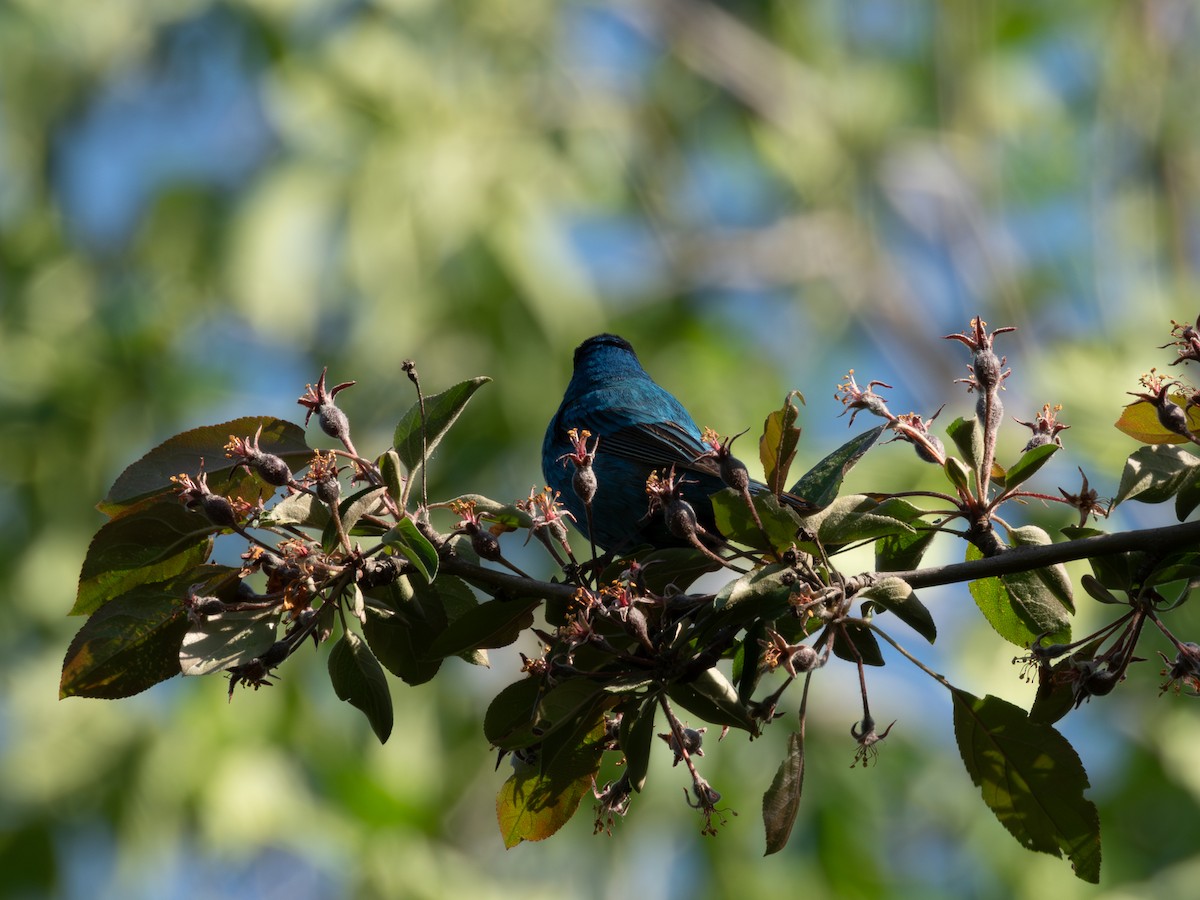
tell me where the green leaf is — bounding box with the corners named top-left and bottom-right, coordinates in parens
top-left (393, 377), bottom-right (492, 473)
top-left (735, 621), bottom-right (767, 704)
top-left (947, 416), bottom-right (983, 470)
top-left (944, 456), bottom-right (973, 495)
top-left (99, 417), bottom-right (310, 516)
top-left (763, 731), bottom-right (805, 855)
top-left (485, 678), bottom-right (605, 751)
top-left (381, 517), bottom-right (440, 583)
top-left (668, 666), bottom-right (759, 734)
top-left (321, 485), bottom-right (388, 551)
top-left (620, 697), bottom-right (658, 792)
top-left (1174, 469), bottom-right (1200, 520)
top-left (73, 501), bottom-right (217, 617)
top-left (328, 630), bottom-right (394, 743)
top-left (496, 721), bottom-right (605, 848)
top-left (261, 491), bottom-right (328, 529)
top-left (1007, 525), bottom-right (1075, 613)
top-left (966, 544), bottom-right (1072, 647)
top-left (952, 689), bottom-right (1101, 883)
top-left (60, 572), bottom-right (213, 698)
top-left (707, 564), bottom-right (799, 637)
top-left (1115, 396), bottom-right (1200, 445)
top-left (1114, 444), bottom-right (1200, 507)
top-left (760, 390), bottom-right (804, 495)
top-left (829, 622), bottom-right (884, 666)
top-left (858, 576), bottom-right (936, 643)
top-left (362, 577), bottom-right (445, 685)
top-left (788, 424), bottom-right (885, 509)
top-left (179, 607), bottom-right (278, 676)
top-left (431, 574), bottom-right (489, 666)
top-left (425, 597), bottom-right (541, 660)
top-left (379, 449), bottom-right (405, 508)
top-left (710, 489), bottom-right (801, 552)
top-left (875, 527), bottom-right (938, 572)
top-left (1001, 443), bottom-right (1059, 491)
top-left (805, 494), bottom-right (919, 546)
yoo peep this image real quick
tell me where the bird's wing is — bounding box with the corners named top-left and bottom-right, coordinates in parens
top-left (601, 419), bottom-right (723, 480)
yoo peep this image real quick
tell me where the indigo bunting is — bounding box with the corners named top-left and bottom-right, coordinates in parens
top-left (542, 334), bottom-right (742, 552)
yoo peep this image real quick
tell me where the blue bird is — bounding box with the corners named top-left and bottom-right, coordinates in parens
top-left (542, 334), bottom-right (745, 553)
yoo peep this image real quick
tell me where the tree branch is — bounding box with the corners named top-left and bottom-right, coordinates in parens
top-left (437, 518), bottom-right (1200, 608)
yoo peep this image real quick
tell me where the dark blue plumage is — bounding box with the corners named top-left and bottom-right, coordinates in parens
top-left (542, 334), bottom-right (729, 551)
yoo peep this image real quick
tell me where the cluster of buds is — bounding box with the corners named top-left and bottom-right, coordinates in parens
top-left (1014, 403), bottom-right (1070, 452)
top-left (557, 428), bottom-right (599, 507)
top-left (225, 424), bottom-right (293, 488)
top-left (1128, 369), bottom-right (1197, 443)
top-left (1163, 316), bottom-right (1200, 366)
top-left (836, 370), bottom-right (895, 427)
top-left (171, 465), bottom-right (242, 528)
top-left (297, 367), bottom-right (357, 454)
top-left (519, 486), bottom-right (576, 566)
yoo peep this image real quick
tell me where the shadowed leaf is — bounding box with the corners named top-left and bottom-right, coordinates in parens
top-left (328, 630), bottom-right (393, 743)
top-left (952, 689), bottom-right (1100, 883)
top-left (763, 731), bottom-right (805, 855)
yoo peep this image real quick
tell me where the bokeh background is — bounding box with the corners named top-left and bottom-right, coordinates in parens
top-left (4, 1), bottom-right (1200, 897)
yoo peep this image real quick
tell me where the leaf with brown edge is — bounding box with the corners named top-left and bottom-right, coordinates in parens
top-left (99, 417), bottom-right (310, 516)
top-left (60, 571), bottom-right (224, 698)
top-left (759, 390), bottom-right (804, 495)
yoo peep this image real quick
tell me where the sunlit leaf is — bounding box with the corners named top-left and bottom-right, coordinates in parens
top-left (760, 390), bottom-right (804, 495)
top-left (393, 377), bottom-right (492, 473)
top-left (73, 501), bottom-right (217, 617)
top-left (261, 491), bottom-right (328, 529)
top-left (1007, 525), bottom-right (1074, 612)
top-left (805, 494), bottom-right (919, 546)
top-left (788, 424), bottom-right (885, 509)
top-left (1001, 443), bottom-right (1059, 492)
top-left (947, 417), bottom-right (983, 470)
top-left (1114, 444), bottom-right (1200, 507)
top-left (496, 721), bottom-right (605, 848)
top-left (180, 607), bottom-right (278, 676)
top-left (952, 689), bottom-right (1100, 883)
top-left (100, 417), bottom-right (310, 516)
top-left (1114, 396), bottom-right (1200, 445)
top-left (710, 489), bottom-right (802, 552)
top-left (381, 516), bottom-right (440, 583)
top-left (966, 545), bottom-right (1072, 647)
top-left (858, 576), bottom-right (936, 643)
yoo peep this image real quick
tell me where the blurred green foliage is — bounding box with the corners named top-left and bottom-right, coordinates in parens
top-left (4, 0), bottom-right (1200, 896)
